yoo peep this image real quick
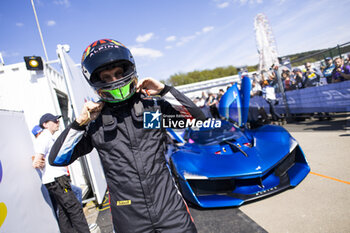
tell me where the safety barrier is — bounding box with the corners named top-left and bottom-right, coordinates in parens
top-left (250, 80), bottom-right (350, 114)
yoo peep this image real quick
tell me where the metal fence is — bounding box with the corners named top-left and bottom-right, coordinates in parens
top-left (280, 41), bottom-right (350, 68)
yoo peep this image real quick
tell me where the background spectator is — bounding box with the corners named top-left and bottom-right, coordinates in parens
top-left (261, 80), bottom-right (282, 122)
top-left (323, 57), bottom-right (335, 84)
top-left (32, 113), bottom-right (89, 233)
top-left (251, 79), bottom-right (262, 96)
top-left (345, 53), bottom-right (350, 66)
top-left (281, 69), bottom-right (297, 91)
top-left (252, 72), bottom-right (260, 82)
top-left (292, 68), bottom-right (305, 89)
top-left (32, 125), bottom-right (43, 138)
top-left (217, 88), bottom-right (225, 103)
top-left (331, 57), bottom-right (350, 83)
top-left (266, 70), bottom-right (281, 93)
top-left (303, 62), bottom-right (323, 87)
top-left (207, 92), bottom-right (220, 118)
top-left (197, 91), bottom-right (211, 118)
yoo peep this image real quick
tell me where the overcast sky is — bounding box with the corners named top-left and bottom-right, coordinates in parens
top-left (1, 0), bottom-right (350, 81)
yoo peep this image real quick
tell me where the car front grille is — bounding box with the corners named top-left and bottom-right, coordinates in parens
top-left (187, 147), bottom-right (299, 198)
top-left (187, 179), bottom-right (235, 196)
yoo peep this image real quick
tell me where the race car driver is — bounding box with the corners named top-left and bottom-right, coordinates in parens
top-left (49, 39), bottom-right (206, 233)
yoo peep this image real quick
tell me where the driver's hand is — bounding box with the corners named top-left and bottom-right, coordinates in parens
top-left (32, 154), bottom-right (45, 169)
top-left (136, 77), bottom-right (165, 96)
top-left (76, 101), bottom-right (104, 126)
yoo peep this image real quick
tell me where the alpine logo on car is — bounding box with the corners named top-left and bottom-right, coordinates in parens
top-left (255, 186), bottom-right (278, 196)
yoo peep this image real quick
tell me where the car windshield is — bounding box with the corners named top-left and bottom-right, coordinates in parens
top-left (185, 120), bottom-right (244, 145)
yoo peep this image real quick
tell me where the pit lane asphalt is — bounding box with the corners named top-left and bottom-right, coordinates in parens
top-left (240, 115), bottom-right (350, 233)
top-left (87, 115), bottom-right (350, 233)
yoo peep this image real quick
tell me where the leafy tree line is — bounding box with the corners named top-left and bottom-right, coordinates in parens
top-left (165, 65), bottom-right (257, 86)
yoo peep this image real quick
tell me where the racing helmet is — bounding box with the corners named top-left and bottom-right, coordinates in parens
top-left (81, 39), bottom-right (138, 103)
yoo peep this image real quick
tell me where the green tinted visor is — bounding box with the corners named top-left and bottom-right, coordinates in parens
top-left (98, 78), bottom-right (137, 103)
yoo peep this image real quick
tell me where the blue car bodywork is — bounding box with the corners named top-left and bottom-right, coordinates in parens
top-left (167, 77), bottom-right (310, 208)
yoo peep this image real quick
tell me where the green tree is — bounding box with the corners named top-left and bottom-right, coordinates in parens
top-left (167, 65), bottom-right (241, 86)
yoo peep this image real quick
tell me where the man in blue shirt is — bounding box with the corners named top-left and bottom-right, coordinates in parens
top-left (323, 57), bottom-right (335, 84)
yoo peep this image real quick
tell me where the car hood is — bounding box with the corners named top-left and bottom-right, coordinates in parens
top-left (172, 125), bottom-right (294, 179)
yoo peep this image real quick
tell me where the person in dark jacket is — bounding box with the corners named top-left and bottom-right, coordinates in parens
top-left (49, 39), bottom-right (205, 233)
top-left (292, 68), bottom-right (305, 89)
top-left (303, 62), bottom-right (323, 87)
top-left (331, 57), bottom-right (350, 83)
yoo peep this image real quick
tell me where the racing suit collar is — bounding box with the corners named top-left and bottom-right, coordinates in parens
top-left (105, 92), bottom-right (140, 110)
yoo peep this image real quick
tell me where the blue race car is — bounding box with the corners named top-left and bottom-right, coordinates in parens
top-left (166, 77), bottom-right (310, 208)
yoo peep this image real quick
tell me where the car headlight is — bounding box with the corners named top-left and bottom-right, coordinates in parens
top-left (289, 139), bottom-right (298, 153)
top-left (183, 172), bottom-right (208, 180)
